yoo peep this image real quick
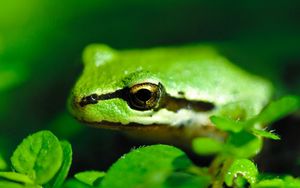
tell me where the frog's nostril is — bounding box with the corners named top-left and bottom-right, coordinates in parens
top-left (79, 94), bottom-right (99, 107)
top-left (89, 94), bottom-right (98, 102)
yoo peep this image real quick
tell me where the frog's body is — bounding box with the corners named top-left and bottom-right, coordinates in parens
top-left (69, 44), bottom-right (273, 145)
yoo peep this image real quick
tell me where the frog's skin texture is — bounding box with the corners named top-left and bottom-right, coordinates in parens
top-left (69, 44), bottom-right (273, 143)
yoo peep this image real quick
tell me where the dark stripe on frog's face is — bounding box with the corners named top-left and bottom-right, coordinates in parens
top-left (162, 97), bottom-right (215, 112)
top-left (79, 88), bottom-right (128, 107)
top-left (79, 83), bottom-right (215, 113)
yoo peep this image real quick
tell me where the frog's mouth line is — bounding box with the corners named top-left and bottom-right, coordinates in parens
top-left (79, 87), bottom-right (215, 113)
top-left (81, 119), bottom-right (174, 130)
top-left (79, 119), bottom-right (227, 146)
top-left (82, 120), bottom-right (216, 131)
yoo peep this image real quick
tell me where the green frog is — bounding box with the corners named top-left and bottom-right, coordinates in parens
top-left (69, 44), bottom-right (272, 145)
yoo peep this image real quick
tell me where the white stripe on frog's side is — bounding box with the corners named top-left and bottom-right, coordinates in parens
top-left (128, 108), bottom-right (212, 127)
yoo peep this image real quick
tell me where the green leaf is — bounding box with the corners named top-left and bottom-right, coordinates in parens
top-left (253, 178), bottom-right (284, 187)
top-left (210, 116), bottom-right (246, 133)
top-left (0, 181), bottom-right (24, 188)
top-left (253, 176), bottom-right (300, 188)
top-left (0, 180), bottom-right (41, 188)
top-left (282, 176), bottom-right (300, 187)
top-left (225, 131), bottom-right (263, 158)
top-left (0, 172), bottom-right (34, 184)
top-left (251, 129), bottom-right (280, 140)
top-left (256, 95), bottom-right (300, 125)
top-left (211, 96), bottom-right (300, 138)
top-left (11, 130), bottom-right (63, 185)
top-left (99, 145), bottom-right (194, 188)
top-left (192, 137), bottom-right (223, 155)
top-left (224, 159), bottom-right (258, 187)
top-left (45, 141), bottom-right (72, 188)
top-left (75, 171), bottom-right (105, 186)
top-left (63, 179), bottom-right (93, 188)
top-left (164, 172), bottom-right (211, 188)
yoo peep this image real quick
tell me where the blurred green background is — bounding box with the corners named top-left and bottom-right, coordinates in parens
top-left (1, 0), bottom-right (299, 176)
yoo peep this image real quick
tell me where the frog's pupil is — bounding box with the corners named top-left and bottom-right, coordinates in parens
top-left (135, 89), bottom-right (152, 102)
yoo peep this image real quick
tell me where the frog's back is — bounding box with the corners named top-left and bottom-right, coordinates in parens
top-left (116, 45), bottom-right (273, 116)
top-left (78, 44), bottom-right (273, 119)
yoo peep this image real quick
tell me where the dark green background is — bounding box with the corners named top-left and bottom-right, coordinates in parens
top-left (1, 0), bottom-right (299, 176)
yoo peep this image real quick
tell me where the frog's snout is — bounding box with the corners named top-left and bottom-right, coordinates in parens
top-left (68, 93), bottom-right (86, 115)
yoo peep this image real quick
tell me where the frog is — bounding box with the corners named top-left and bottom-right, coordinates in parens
top-left (68, 44), bottom-right (273, 146)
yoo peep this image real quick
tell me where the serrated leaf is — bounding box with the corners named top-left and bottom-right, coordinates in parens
top-left (252, 129), bottom-right (280, 140)
top-left (11, 130), bottom-right (63, 185)
top-left (256, 96), bottom-right (300, 125)
top-left (192, 137), bottom-right (223, 155)
top-left (99, 145), bottom-right (194, 188)
top-left (45, 141), bottom-right (72, 188)
top-left (0, 172), bottom-right (34, 184)
top-left (210, 116), bottom-right (246, 133)
top-left (212, 96), bottom-right (300, 136)
top-left (75, 171), bottom-right (105, 186)
top-left (224, 159), bottom-right (258, 187)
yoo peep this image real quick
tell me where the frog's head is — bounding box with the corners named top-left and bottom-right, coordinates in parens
top-left (69, 44), bottom-right (215, 129)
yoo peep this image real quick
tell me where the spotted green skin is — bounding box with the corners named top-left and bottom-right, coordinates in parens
top-left (69, 44), bottom-right (273, 127)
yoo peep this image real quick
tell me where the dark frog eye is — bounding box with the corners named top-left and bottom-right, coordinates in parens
top-left (129, 83), bottom-right (162, 111)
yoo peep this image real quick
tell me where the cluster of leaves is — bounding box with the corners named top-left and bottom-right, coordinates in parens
top-left (191, 95), bottom-right (300, 187)
top-left (194, 96), bottom-right (300, 158)
top-left (0, 131), bottom-right (72, 188)
top-left (0, 96), bottom-right (299, 188)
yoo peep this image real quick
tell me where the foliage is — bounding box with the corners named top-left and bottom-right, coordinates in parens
top-left (1, 95), bottom-right (300, 188)
top-left (0, 131), bottom-right (72, 188)
top-left (194, 96), bottom-right (299, 158)
top-left (1, 1), bottom-right (300, 187)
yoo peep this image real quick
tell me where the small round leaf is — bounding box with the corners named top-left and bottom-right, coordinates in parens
top-left (75, 171), bottom-right (105, 186)
top-left (225, 159), bottom-right (258, 187)
top-left (11, 130), bottom-right (63, 184)
top-left (99, 145), bottom-right (194, 188)
top-left (192, 137), bottom-right (223, 155)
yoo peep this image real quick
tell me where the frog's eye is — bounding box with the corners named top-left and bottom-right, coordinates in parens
top-left (129, 83), bottom-right (162, 111)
